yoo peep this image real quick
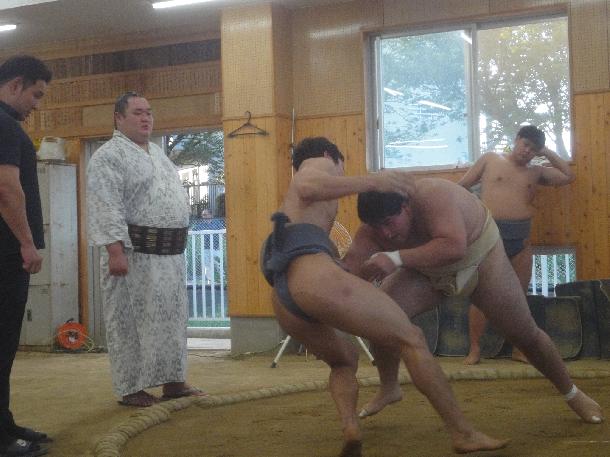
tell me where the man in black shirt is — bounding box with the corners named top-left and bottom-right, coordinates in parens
top-left (0, 55), bottom-right (52, 457)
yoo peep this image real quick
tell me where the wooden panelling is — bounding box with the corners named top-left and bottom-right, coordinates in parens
top-left (292, 0), bottom-right (382, 117)
top-left (42, 62), bottom-right (221, 109)
top-left (152, 93), bottom-right (222, 127)
top-left (383, 0), bottom-right (488, 26)
top-left (490, 0), bottom-right (567, 12)
top-left (570, 0), bottom-right (610, 93)
top-left (224, 116), bottom-right (283, 317)
top-left (275, 116), bottom-right (294, 204)
top-left (38, 107), bottom-right (82, 132)
top-left (221, 5), bottom-right (275, 118)
top-left (81, 104), bottom-right (114, 130)
top-left (43, 40), bottom-right (220, 80)
top-left (0, 25), bottom-right (220, 63)
top-left (296, 114), bottom-right (366, 235)
top-left (272, 4), bottom-right (293, 117)
top-left (287, 91), bottom-right (610, 284)
top-left (571, 92), bottom-right (610, 278)
top-left (15, 0), bottom-right (610, 324)
top-left (25, 63), bottom-right (222, 139)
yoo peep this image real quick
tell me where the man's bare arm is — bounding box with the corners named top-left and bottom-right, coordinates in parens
top-left (342, 226), bottom-right (384, 277)
top-left (458, 153), bottom-right (489, 189)
top-left (0, 164), bottom-right (42, 273)
top-left (293, 159), bottom-right (415, 203)
top-left (537, 147), bottom-right (575, 186)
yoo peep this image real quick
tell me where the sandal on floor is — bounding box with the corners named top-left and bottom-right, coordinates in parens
top-left (117, 391), bottom-right (159, 407)
top-left (161, 387), bottom-right (208, 400)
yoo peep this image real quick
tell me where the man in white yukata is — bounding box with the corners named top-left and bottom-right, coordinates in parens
top-left (87, 92), bottom-right (206, 407)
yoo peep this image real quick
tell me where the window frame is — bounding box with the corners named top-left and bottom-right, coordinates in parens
top-left (366, 12), bottom-right (570, 172)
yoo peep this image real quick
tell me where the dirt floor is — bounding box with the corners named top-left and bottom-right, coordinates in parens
top-left (121, 378), bottom-right (610, 457)
top-left (8, 348), bottom-right (610, 457)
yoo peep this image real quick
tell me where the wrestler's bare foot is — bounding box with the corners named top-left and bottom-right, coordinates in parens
top-left (511, 348), bottom-right (529, 364)
top-left (463, 349), bottom-right (481, 365)
top-left (452, 430), bottom-right (510, 454)
top-left (339, 423), bottom-right (362, 457)
top-left (339, 440), bottom-right (362, 457)
top-left (567, 390), bottom-right (604, 424)
top-left (358, 385), bottom-right (402, 418)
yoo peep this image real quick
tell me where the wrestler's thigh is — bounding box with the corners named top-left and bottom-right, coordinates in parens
top-left (510, 242), bottom-right (533, 291)
top-left (271, 292), bottom-right (358, 367)
top-left (471, 242), bottom-right (537, 339)
top-left (381, 268), bottom-right (443, 319)
top-left (285, 254), bottom-right (423, 348)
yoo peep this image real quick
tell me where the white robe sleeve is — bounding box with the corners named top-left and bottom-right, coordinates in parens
top-left (87, 147), bottom-right (133, 249)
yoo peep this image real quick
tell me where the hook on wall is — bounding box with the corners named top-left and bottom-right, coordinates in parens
top-left (227, 111), bottom-right (269, 138)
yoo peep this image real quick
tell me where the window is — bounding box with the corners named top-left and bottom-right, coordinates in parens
top-left (529, 247), bottom-right (576, 297)
top-left (369, 15), bottom-right (570, 170)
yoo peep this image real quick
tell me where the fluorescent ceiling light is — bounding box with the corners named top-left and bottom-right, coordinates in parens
top-left (152, 0), bottom-right (215, 9)
top-left (0, 24), bottom-right (17, 32)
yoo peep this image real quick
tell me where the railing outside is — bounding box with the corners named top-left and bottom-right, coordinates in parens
top-left (185, 228), bottom-right (228, 323)
top-left (529, 251), bottom-right (576, 297)
top-left (183, 182), bottom-right (225, 218)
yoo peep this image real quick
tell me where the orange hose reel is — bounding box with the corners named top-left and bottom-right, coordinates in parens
top-left (56, 320), bottom-right (88, 350)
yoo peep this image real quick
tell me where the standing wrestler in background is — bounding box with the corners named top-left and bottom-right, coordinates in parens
top-left (261, 137), bottom-right (508, 457)
top-left (459, 125), bottom-right (574, 364)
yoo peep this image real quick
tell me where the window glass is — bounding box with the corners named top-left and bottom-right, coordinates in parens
top-left (379, 30), bottom-right (470, 168)
top-left (372, 15), bottom-right (570, 169)
top-left (478, 18), bottom-right (571, 158)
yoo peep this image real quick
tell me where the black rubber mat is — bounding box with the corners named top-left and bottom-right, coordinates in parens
top-left (555, 281), bottom-right (600, 358)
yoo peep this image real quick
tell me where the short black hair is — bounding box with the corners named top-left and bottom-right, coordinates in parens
top-left (292, 137), bottom-right (344, 170)
top-left (113, 91), bottom-right (143, 128)
top-left (517, 125), bottom-right (545, 150)
top-left (0, 55), bottom-right (52, 88)
top-left (114, 91), bottom-right (142, 117)
top-left (357, 191), bottom-right (408, 225)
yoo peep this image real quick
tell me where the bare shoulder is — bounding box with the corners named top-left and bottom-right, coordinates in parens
top-left (416, 177), bottom-right (460, 195)
top-left (480, 151), bottom-right (504, 165)
top-left (298, 156), bottom-right (335, 173)
top-left (415, 178), bottom-right (467, 212)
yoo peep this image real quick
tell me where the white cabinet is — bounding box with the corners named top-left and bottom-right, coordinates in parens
top-left (20, 162), bottom-right (78, 348)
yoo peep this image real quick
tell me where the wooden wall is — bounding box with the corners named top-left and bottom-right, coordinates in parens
top-left (8, 35), bottom-right (223, 326)
top-left (7, 0), bottom-right (610, 321)
top-left (221, 4), bottom-right (294, 316)
top-left (287, 0), bottom-right (610, 288)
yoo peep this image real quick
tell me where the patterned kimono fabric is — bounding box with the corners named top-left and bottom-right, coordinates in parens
top-left (87, 131), bottom-right (190, 396)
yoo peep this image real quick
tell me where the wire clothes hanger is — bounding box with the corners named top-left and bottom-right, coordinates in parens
top-left (227, 111), bottom-right (269, 138)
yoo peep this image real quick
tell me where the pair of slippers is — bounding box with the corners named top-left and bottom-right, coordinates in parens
top-left (118, 387), bottom-right (208, 407)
